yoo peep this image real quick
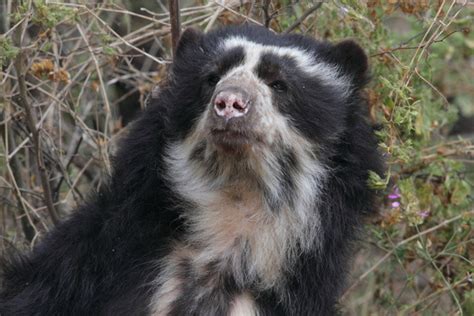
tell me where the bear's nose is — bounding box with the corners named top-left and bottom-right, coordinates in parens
top-left (213, 90), bottom-right (249, 120)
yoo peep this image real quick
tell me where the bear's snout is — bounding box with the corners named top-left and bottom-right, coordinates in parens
top-left (213, 88), bottom-right (250, 120)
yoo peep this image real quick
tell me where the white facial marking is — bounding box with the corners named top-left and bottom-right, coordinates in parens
top-left (221, 36), bottom-right (351, 96)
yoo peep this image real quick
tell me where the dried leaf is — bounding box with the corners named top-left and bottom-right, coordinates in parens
top-left (48, 68), bottom-right (70, 83)
top-left (31, 59), bottom-right (54, 78)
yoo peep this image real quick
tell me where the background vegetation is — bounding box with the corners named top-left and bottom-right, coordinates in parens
top-left (0, 0), bottom-right (473, 314)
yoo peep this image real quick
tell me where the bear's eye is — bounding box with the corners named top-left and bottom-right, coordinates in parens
top-left (207, 74), bottom-right (221, 86)
top-left (269, 80), bottom-right (287, 92)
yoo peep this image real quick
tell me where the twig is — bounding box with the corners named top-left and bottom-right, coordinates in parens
top-left (397, 146), bottom-right (473, 175)
top-left (203, 6), bottom-right (223, 32)
top-left (12, 8), bottom-right (59, 225)
top-left (400, 275), bottom-right (470, 313)
top-left (214, 1), bottom-right (263, 26)
top-left (370, 29), bottom-right (463, 57)
top-left (77, 25), bottom-right (112, 174)
top-left (262, 0), bottom-right (275, 28)
top-left (283, 2), bottom-right (323, 34)
top-left (341, 210), bottom-right (474, 299)
top-left (168, 0), bottom-right (181, 57)
top-left (53, 127), bottom-right (84, 202)
top-left (395, 0), bottom-right (464, 108)
top-left (83, 6), bottom-right (166, 64)
top-left (0, 93), bottom-right (36, 241)
top-left (64, 158), bottom-right (94, 202)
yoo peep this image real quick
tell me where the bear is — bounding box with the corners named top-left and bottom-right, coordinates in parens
top-left (0, 25), bottom-right (383, 315)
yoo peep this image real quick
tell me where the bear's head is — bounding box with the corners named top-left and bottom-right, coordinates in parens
top-left (163, 25), bottom-right (369, 212)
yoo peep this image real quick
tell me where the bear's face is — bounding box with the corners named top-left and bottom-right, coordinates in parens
top-left (202, 37), bottom-right (350, 154)
top-left (168, 27), bottom-right (368, 158)
top-left (164, 25), bottom-right (368, 212)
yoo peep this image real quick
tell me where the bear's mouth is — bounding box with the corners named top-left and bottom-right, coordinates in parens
top-left (210, 129), bottom-right (257, 153)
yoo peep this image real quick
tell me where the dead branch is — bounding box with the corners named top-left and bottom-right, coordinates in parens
top-left (12, 10), bottom-right (59, 225)
top-left (168, 0), bottom-right (181, 57)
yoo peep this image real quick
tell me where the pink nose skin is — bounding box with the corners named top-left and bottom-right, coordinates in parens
top-left (213, 92), bottom-right (249, 120)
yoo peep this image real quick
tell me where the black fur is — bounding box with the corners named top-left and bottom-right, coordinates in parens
top-left (0, 25), bottom-right (383, 315)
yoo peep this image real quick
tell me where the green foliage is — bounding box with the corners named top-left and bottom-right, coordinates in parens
top-left (464, 290), bottom-right (474, 315)
top-left (398, 178), bottom-right (426, 225)
top-left (301, 1), bottom-right (473, 314)
top-left (368, 170), bottom-right (389, 190)
top-left (103, 46), bottom-right (118, 56)
top-left (31, 0), bottom-right (78, 29)
top-left (0, 36), bottom-right (19, 66)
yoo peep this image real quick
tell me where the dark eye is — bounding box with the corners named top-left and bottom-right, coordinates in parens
top-left (269, 80), bottom-right (287, 92)
top-left (207, 74), bottom-right (220, 86)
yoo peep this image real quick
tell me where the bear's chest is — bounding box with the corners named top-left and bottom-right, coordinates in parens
top-left (149, 190), bottom-right (287, 315)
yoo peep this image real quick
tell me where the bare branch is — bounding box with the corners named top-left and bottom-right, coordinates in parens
top-left (12, 8), bottom-right (59, 225)
top-left (283, 2), bottom-right (323, 34)
top-left (168, 0), bottom-right (181, 57)
top-left (342, 210), bottom-right (474, 299)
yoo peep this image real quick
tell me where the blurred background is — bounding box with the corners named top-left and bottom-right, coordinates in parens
top-left (0, 0), bottom-right (473, 314)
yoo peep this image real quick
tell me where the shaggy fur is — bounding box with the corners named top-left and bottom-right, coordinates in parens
top-left (0, 25), bottom-right (383, 316)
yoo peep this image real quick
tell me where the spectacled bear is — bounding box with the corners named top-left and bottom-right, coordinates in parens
top-left (0, 25), bottom-right (383, 315)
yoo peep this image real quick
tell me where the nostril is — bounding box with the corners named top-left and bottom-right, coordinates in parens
top-left (215, 100), bottom-right (226, 111)
top-left (232, 101), bottom-right (246, 112)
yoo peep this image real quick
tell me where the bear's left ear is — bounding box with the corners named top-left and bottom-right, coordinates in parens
top-left (175, 28), bottom-right (204, 58)
top-left (331, 40), bottom-right (368, 86)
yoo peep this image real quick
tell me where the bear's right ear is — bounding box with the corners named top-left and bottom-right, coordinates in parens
top-left (175, 28), bottom-right (203, 57)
